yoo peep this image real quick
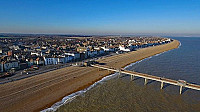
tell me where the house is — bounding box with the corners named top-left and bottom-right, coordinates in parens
top-left (62, 55), bottom-right (74, 63)
top-left (19, 63), bottom-right (28, 70)
top-left (77, 47), bottom-right (89, 53)
top-left (98, 49), bottom-right (105, 55)
top-left (0, 62), bottom-right (4, 72)
top-left (64, 52), bottom-right (80, 61)
top-left (87, 50), bottom-right (98, 58)
top-left (67, 55), bottom-right (74, 62)
top-left (101, 46), bottom-right (115, 52)
top-left (1, 60), bottom-right (19, 72)
top-left (0, 47), bottom-right (2, 54)
top-left (80, 52), bottom-right (87, 60)
top-left (93, 50), bottom-right (98, 56)
top-left (35, 57), bottom-right (44, 66)
top-left (87, 51), bottom-right (94, 58)
top-left (26, 58), bottom-right (34, 67)
top-left (119, 45), bottom-right (132, 52)
top-left (31, 52), bottom-right (40, 56)
top-left (43, 56), bottom-right (59, 65)
top-left (58, 56), bottom-right (65, 64)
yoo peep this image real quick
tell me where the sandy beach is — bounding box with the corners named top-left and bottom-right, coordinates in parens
top-left (0, 40), bottom-right (180, 112)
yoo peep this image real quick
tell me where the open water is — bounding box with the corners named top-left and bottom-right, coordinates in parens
top-left (56, 37), bottom-right (200, 112)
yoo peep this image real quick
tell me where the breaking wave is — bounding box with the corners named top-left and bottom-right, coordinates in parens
top-left (41, 41), bottom-right (181, 112)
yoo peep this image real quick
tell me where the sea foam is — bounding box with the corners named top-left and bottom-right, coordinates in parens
top-left (41, 41), bottom-right (181, 112)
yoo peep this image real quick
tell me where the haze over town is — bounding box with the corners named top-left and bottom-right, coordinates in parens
top-left (0, 0), bottom-right (200, 36)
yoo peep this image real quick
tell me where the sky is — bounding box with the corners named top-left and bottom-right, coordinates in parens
top-left (0, 0), bottom-right (200, 36)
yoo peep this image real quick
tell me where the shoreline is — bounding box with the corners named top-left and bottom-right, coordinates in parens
top-left (0, 40), bottom-right (180, 112)
top-left (42, 71), bottom-right (118, 112)
top-left (42, 41), bottom-right (182, 111)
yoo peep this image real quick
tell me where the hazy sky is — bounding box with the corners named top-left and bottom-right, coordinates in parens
top-left (0, 0), bottom-right (200, 36)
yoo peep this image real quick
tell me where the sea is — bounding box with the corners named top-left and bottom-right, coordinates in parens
top-left (45, 37), bottom-right (200, 112)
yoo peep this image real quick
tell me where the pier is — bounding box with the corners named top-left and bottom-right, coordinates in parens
top-left (91, 64), bottom-right (200, 94)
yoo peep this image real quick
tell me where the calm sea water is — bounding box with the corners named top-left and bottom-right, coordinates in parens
top-left (57, 37), bottom-right (200, 112)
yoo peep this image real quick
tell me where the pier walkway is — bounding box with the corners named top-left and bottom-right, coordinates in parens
top-left (91, 64), bottom-right (200, 94)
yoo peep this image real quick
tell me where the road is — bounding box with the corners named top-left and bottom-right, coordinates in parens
top-left (0, 52), bottom-right (118, 84)
top-left (0, 40), bottom-right (180, 112)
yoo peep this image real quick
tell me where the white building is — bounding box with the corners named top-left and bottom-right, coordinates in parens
top-left (44, 57), bottom-right (59, 65)
top-left (101, 47), bottom-right (115, 52)
top-left (31, 52), bottom-right (40, 56)
top-left (119, 45), bottom-right (132, 52)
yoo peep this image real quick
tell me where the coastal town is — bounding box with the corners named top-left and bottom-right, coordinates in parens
top-left (0, 36), bottom-right (172, 80)
top-left (0, 36), bottom-right (183, 112)
top-left (1, 1), bottom-right (199, 111)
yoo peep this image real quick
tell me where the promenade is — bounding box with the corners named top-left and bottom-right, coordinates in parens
top-left (92, 64), bottom-right (200, 94)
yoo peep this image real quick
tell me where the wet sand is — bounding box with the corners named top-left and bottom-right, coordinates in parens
top-left (0, 40), bottom-right (180, 112)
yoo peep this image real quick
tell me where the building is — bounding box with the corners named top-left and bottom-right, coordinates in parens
top-left (119, 45), bottom-right (133, 52)
top-left (1, 60), bottom-right (19, 72)
top-left (44, 56), bottom-right (59, 65)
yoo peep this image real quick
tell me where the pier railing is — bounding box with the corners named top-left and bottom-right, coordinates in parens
top-left (91, 64), bottom-right (200, 94)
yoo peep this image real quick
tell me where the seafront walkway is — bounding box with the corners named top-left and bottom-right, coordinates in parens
top-left (91, 64), bottom-right (200, 94)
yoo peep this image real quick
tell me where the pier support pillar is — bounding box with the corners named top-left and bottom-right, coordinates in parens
top-left (161, 81), bottom-right (164, 89)
top-left (144, 78), bottom-right (148, 85)
top-left (131, 75), bottom-right (134, 81)
top-left (118, 69), bottom-right (121, 78)
top-left (179, 86), bottom-right (183, 94)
